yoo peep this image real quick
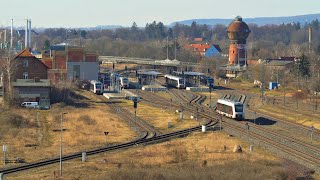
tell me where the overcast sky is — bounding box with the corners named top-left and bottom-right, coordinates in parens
top-left (1, 0), bottom-right (319, 28)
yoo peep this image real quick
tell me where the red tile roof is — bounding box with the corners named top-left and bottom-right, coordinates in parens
top-left (189, 44), bottom-right (211, 52)
top-left (41, 58), bottom-right (53, 69)
top-left (14, 48), bottom-right (34, 59)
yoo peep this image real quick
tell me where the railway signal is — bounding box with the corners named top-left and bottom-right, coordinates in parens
top-left (310, 126), bottom-right (315, 143)
top-left (245, 123), bottom-right (249, 132)
top-left (132, 97), bottom-right (139, 120)
top-left (209, 84), bottom-right (213, 108)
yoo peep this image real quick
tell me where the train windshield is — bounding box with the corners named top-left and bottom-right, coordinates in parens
top-left (207, 78), bottom-right (214, 84)
top-left (96, 84), bottom-right (102, 89)
top-left (235, 104), bottom-right (243, 112)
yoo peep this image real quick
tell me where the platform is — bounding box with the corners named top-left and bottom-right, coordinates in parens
top-left (142, 85), bottom-right (167, 92)
top-left (186, 86), bottom-right (210, 92)
top-left (103, 90), bottom-right (137, 99)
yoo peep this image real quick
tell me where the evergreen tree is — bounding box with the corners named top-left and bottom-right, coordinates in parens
top-left (292, 54), bottom-right (311, 77)
top-left (43, 40), bottom-right (50, 50)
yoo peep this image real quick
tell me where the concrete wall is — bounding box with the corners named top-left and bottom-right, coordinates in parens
top-left (67, 62), bottom-right (99, 81)
top-left (14, 87), bottom-right (50, 100)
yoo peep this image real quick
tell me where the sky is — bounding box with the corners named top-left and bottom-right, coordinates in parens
top-left (1, 0), bottom-right (319, 28)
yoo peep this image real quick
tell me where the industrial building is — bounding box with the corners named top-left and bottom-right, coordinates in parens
top-left (41, 44), bottom-right (99, 82)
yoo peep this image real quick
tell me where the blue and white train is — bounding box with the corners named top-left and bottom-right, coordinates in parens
top-left (164, 74), bottom-right (186, 89)
top-left (216, 99), bottom-right (245, 120)
top-left (119, 77), bottom-right (129, 89)
top-left (90, 80), bottom-right (103, 95)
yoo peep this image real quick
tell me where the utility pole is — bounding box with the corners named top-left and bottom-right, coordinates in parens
top-left (260, 63), bottom-right (264, 104)
top-left (209, 84), bottom-right (212, 107)
top-left (283, 73), bottom-right (286, 106)
top-left (166, 36), bottom-right (169, 60)
top-left (10, 19), bottom-right (13, 49)
top-left (3, 145), bottom-right (7, 166)
top-left (60, 112), bottom-right (68, 177)
top-left (174, 38), bottom-right (177, 60)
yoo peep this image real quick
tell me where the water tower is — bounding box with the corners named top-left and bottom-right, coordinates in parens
top-left (227, 16), bottom-right (250, 66)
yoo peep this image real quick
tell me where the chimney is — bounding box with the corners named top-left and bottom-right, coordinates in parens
top-left (309, 26), bottom-right (312, 52)
top-left (25, 19), bottom-right (29, 49)
top-left (28, 19), bottom-right (32, 48)
top-left (10, 19), bottom-right (13, 49)
top-left (4, 30), bottom-right (6, 45)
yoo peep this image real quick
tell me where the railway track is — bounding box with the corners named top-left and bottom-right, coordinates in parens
top-left (139, 90), bottom-right (320, 173)
top-left (107, 101), bottom-right (161, 138)
top-left (0, 93), bottom-right (215, 175)
top-left (223, 89), bottom-right (320, 135)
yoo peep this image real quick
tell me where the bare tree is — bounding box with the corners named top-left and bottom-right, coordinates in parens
top-left (1, 50), bottom-right (17, 100)
top-left (287, 44), bottom-right (302, 57)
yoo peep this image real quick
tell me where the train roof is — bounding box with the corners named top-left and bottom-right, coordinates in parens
top-left (138, 71), bottom-right (162, 76)
top-left (217, 98), bottom-right (243, 105)
top-left (164, 74), bottom-right (184, 80)
top-left (174, 71), bottom-right (204, 76)
top-left (90, 80), bottom-right (102, 84)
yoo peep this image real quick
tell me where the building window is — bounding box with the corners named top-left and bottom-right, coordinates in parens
top-left (23, 60), bottom-right (29, 67)
top-left (23, 72), bottom-right (28, 79)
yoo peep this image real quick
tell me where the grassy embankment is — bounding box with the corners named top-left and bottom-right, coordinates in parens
top-left (0, 90), bottom-right (136, 169)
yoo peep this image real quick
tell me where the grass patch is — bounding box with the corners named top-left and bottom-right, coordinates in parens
top-left (78, 115), bottom-right (97, 125)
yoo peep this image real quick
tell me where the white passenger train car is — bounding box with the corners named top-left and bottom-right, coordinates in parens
top-left (119, 77), bottom-right (129, 89)
top-left (90, 80), bottom-right (103, 95)
top-left (216, 99), bottom-right (244, 120)
top-left (164, 74), bottom-right (185, 89)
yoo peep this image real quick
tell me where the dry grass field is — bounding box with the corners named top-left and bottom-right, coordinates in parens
top-left (8, 132), bottom-right (290, 180)
top-left (249, 96), bottom-right (320, 130)
top-left (119, 99), bottom-right (200, 133)
top-left (0, 90), bottom-right (136, 169)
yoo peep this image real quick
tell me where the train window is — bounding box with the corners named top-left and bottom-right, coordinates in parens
top-left (96, 84), bottom-right (102, 89)
top-left (235, 105), bottom-right (243, 112)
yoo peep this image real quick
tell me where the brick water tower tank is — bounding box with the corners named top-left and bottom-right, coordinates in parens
top-left (227, 16), bottom-right (251, 66)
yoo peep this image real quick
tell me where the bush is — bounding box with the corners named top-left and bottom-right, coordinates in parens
top-left (78, 115), bottom-right (96, 125)
top-left (1, 113), bottom-right (36, 128)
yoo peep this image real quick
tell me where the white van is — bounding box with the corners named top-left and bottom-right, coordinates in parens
top-left (21, 102), bottom-right (39, 109)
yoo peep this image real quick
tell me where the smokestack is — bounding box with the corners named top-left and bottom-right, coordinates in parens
top-left (309, 26), bottom-right (312, 52)
top-left (10, 19), bottom-right (13, 49)
top-left (4, 30), bottom-right (6, 45)
top-left (25, 19), bottom-right (29, 49)
top-left (28, 19), bottom-right (31, 48)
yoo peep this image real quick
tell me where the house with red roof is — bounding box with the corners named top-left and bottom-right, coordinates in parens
top-left (187, 43), bottom-right (222, 58)
top-left (13, 48), bottom-right (48, 81)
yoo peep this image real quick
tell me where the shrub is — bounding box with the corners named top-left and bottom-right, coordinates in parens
top-left (78, 115), bottom-right (96, 125)
top-left (1, 113), bottom-right (36, 128)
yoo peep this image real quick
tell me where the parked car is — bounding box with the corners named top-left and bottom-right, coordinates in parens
top-left (21, 102), bottom-right (39, 109)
